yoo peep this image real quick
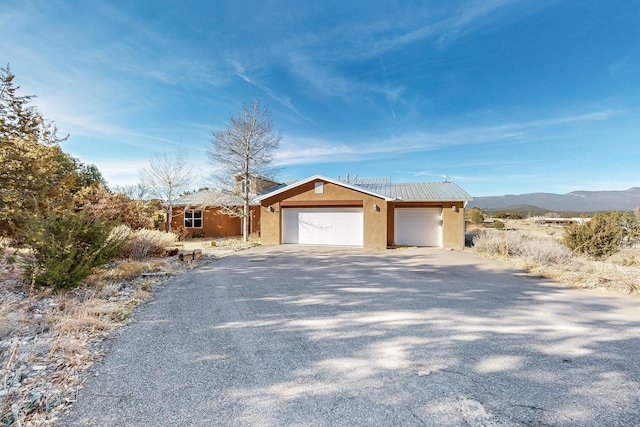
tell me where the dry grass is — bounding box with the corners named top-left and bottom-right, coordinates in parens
top-left (471, 229), bottom-right (640, 294)
top-left (1, 253), bottom-right (194, 425)
top-left (210, 237), bottom-right (261, 251)
top-left (125, 228), bottom-right (179, 259)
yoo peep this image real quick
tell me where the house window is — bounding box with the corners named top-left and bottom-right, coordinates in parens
top-left (315, 182), bottom-right (324, 194)
top-left (184, 209), bottom-right (202, 228)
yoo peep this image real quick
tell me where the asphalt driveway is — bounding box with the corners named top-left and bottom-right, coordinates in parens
top-left (60, 246), bottom-right (640, 426)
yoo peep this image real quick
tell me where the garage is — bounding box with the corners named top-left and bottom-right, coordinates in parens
top-left (282, 207), bottom-right (364, 246)
top-left (394, 208), bottom-right (442, 247)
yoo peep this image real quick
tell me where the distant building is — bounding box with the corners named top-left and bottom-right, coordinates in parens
top-left (533, 217), bottom-right (590, 226)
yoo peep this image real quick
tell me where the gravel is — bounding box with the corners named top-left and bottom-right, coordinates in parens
top-left (59, 246), bottom-right (640, 426)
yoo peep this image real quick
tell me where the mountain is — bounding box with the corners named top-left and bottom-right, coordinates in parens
top-left (468, 188), bottom-right (640, 212)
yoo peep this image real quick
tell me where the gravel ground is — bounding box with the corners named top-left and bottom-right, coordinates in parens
top-left (59, 246), bottom-right (640, 426)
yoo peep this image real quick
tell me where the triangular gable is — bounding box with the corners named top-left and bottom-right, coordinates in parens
top-left (256, 174), bottom-right (393, 203)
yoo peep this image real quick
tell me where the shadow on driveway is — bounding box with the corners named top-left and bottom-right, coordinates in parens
top-left (60, 246), bottom-right (640, 426)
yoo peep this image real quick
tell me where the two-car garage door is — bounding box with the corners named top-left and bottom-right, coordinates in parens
top-left (282, 208), bottom-right (363, 246)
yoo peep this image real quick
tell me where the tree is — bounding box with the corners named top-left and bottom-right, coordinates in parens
top-left (0, 65), bottom-right (80, 238)
top-left (139, 150), bottom-right (193, 233)
top-left (469, 207), bottom-right (484, 225)
top-left (112, 183), bottom-right (150, 201)
top-left (76, 184), bottom-right (155, 230)
top-left (209, 98), bottom-right (281, 241)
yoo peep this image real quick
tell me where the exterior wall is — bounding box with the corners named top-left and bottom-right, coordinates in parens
top-left (441, 202), bottom-right (466, 250)
top-left (250, 206), bottom-right (261, 236)
top-left (260, 204), bottom-right (281, 245)
top-left (170, 206), bottom-right (242, 238)
top-left (235, 175), bottom-right (280, 195)
top-left (169, 205), bottom-right (262, 239)
top-left (260, 180), bottom-right (388, 249)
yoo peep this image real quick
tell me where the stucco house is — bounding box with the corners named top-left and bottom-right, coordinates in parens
top-left (256, 175), bottom-right (473, 250)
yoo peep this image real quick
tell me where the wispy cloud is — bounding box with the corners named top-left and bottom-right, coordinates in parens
top-left (228, 58), bottom-right (305, 119)
top-left (275, 108), bottom-right (621, 166)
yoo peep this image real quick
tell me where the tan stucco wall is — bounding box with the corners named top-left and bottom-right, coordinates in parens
top-left (260, 180), bottom-right (388, 249)
top-left (260, 204), bottom-right (281, 245)
top-left (441, 202), bottom-right (466, 250)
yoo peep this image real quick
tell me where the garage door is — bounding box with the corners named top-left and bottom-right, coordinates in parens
top-left (282, 208), bottom-right (364, 246)
top-left (394, 208), bottom-right (441, 247)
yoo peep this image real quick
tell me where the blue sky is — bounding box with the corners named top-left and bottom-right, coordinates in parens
top-left (2, 0), bottom-right (639, 196)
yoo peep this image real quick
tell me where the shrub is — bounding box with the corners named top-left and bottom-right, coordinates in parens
top-left (22, 210), bottom-right (127, 290)
top-left (125, 229), bottom-right (178, 259)
top-left (472, 230), bottom-right (571, 265)
top-left (563, 213), bottom-right (625, 259)
top-left (493, 220), bottom-right (505, 230)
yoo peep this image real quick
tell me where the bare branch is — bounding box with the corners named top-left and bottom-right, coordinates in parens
top-left (208, 98), bottom-right (282, 241)
top-left (139, 149), bottom-right (193, 233)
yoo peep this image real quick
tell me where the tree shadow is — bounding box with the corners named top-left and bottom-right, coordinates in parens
top-left (63, 246), bottom-right (640, 426)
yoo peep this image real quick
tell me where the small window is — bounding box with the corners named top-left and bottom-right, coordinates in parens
top-left (315, 182), bottom-right (324, 194)
top-left (184, 209), bottom-right (203, 228)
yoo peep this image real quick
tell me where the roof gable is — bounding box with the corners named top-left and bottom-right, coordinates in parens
top-left (256, 175), bottom-right (393, 203)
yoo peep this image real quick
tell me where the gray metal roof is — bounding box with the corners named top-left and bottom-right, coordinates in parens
top-left (391, 182), bottom-right (472, 201)
top-left (356, 181), bottom-right (472, 201)
top-left (335, 176), bottom-right (391, 185)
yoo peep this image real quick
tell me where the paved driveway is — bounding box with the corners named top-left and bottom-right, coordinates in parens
top-left (60, 247), bottom-right (640, 426)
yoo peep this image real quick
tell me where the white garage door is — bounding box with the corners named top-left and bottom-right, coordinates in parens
top-left (394, 208), bottom-right (441, 247)
top-left (282, 208), bottom-right (364, 246)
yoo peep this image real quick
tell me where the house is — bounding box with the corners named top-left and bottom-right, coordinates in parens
top-left (168, 175), bottom-right (280, 238)
top-left (533, 217), bottom-right (590, 226)
top-left (256, 175), bottom-right (473, 250)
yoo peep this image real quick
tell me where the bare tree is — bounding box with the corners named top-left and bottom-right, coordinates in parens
top-left (139, 150), bottom-right (193, 233)
top-left (209, 98), bottom-right (281, 241)
top-left (111, 183), bottom-right (150, 201)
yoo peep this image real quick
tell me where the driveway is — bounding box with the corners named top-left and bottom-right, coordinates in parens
top-left (60, 246), bottom-right (640, 426)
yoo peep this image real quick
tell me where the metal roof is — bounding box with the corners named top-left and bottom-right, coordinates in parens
top-left (358, 181), bottom-right (473, 202)
top-left (335, 176), bottom-right (391, 185)
top-left (256, 175), bottom-right (472, 202)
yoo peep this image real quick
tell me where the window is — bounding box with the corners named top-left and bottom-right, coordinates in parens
top-left (184, 209), bottom-right (202, 228)
top-left (315, 182), bottom-right (324, 194)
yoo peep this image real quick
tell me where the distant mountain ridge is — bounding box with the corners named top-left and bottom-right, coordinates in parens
top-left (468, 187), bottom-right (640, 212)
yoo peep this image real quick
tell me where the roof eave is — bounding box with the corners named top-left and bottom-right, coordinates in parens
top-left (256, 174), bottom-right (394, 202)
top-left (394, 197), bottom-right (474, 203)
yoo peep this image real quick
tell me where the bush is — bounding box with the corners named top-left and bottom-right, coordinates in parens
top-left (563, 213), bottom-right (625, 259)
top-left (469, 207), bottom-right (484, 224)
top-left (493, 220), bottom-right (505, 230)
top-left (125, 229), bottom-right (178, 259)
top-left (472, 230), bottom-right (572, 265)
top-left (22, 210), bottom-right (127, 290)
